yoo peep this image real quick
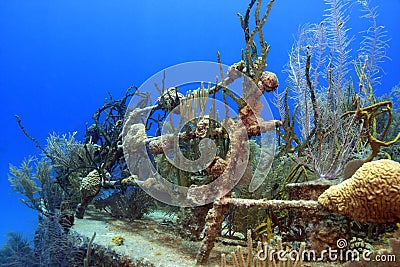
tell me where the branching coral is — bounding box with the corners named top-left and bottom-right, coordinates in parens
top-left (10, 88), bottom-right (151, 265)
top-left (276, 0), bottom-right (395, 181)
top-left (13, 87), bottom-right (147, 221)
top-left (45, 132), bottom-right (99, 204)
top-left (238, 0), bottom-right (275, 84)
top-left (284, 23), bottom-right (326, 140)
top-left (88, 86), bottom-right (141, 174)
top-left (221, 229), bottom-right (305, 267)
top-left (278, 51), bottom-right (363, 180)
top-left (343, 100), bottom-right (400, 162)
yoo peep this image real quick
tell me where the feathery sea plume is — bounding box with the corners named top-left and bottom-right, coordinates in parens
top-left (284, 23), bottom-right (327, 140)
top-left (279, 0), bottom-right (378, 180)
top-left (324, 0), bottom-right (353, 96)
top-left (8, 157), bottom-right (63, 216)
top-left (357, 0), bottom-right (391, 86)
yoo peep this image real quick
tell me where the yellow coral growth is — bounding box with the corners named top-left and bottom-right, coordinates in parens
top-left (111, 235), bottom-right (124, 246)
top-left (318, 159), bottom-right (400, 223)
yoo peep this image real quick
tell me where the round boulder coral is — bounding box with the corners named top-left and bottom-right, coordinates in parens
top-left (80, 170), bottom-right (102, 199)
top-left (318, 159), bottom-right (400, 223)
top-left (76, 169), bottom-right (104, 219)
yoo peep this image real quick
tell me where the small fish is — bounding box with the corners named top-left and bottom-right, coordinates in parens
top-left (343, 159), bottom-right (365, 180)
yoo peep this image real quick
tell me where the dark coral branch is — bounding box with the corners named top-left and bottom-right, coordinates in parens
top-left (15, 115), bottom-right (48, 156)
top-left (238, 0), bottom-right (257, 44)
top-left (305, 51), bottom-right (321, 131)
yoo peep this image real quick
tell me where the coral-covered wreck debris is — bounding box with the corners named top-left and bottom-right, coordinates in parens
top-left (5, 0), bottom-right (400, 266)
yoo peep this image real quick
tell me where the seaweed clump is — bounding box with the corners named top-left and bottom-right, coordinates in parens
top-left (0, 232), bottom-right (36, 267)
top-left (94, 187), bottom-right (155, 221)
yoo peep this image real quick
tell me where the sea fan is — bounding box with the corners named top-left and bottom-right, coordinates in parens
top-left (272, 87), bottom-right (285, 122)
top-left (358, 0), bottom-right (391, 86)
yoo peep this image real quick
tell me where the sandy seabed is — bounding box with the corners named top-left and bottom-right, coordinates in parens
top-left (71, 208), bottom-right (231, 266)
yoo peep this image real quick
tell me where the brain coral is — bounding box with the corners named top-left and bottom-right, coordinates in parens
top-left (318, 159), bottom-right (400, 223)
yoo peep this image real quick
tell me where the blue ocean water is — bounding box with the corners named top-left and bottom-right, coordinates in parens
top-left (0, 0), bottom-right (399, 246)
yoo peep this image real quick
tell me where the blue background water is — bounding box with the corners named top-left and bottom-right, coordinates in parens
top-left (0, 0), bottom-right (399, 245)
